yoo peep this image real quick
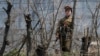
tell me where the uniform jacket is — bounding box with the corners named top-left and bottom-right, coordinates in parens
top-left (56, 15), bottom-right (73, 52)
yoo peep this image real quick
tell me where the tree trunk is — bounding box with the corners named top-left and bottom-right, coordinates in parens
top-left (0, 1), bottom-right (12, 56)
top-left (24, 14), bottom-right (32, 56)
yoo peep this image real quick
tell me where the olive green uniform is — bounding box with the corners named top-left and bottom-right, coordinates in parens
top-left (56, 16), bottom-right (73, 56)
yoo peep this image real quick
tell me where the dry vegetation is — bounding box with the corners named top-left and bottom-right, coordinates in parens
top-left (0, 0), bottom-right (100, 56)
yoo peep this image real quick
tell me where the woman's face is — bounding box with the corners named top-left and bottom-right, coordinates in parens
top-left (65, 10), bottom-right (72, 17)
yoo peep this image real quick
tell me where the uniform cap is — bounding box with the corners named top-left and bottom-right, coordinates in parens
top-left (64, 6), bottom-right (72, 12)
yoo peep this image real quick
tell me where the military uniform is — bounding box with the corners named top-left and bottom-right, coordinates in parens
top-left (56, 15), bottom-right (73, 56)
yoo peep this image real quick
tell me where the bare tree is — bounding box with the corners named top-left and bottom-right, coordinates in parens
top-left (24, 14), bottom-right (32, 56)
top-left (86, 0), bottom-right (100, 56)
top-left (80, 28), bottom-right (92, 56)
top-left (0, 0), bottom-right (12, 56)
top-left (30, 0), bottom-right (64, 56)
